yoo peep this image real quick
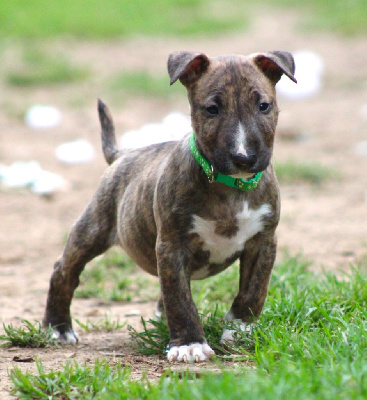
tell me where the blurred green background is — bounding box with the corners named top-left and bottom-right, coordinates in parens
top-left (1, 0), bottom-right (366, 93)
top-left (1, 0), bottom-right (366, 39)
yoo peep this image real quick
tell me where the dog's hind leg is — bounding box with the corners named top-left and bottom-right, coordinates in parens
top-left (43, 182), bottom-right (117, 344)
top-left (155, 296), bottom-right (165, 319)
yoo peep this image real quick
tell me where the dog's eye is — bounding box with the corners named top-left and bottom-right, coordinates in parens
top-left (205, 105), bottom-right (219, 115)
top-left (259, 102), bottom-right (270, 113)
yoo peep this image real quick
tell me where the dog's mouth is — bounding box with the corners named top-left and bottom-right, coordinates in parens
top-left (230, 170), bottom-right (257, 180)
top-left (230, 154), bottom-right (268, 176)
top-left (211, 148), bottom-right (269, 178)
top-left (214, 160), bottom-right (265, 179)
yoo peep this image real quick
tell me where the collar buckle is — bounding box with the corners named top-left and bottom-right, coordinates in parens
top-left (208, 165), bottom-right (215, 183)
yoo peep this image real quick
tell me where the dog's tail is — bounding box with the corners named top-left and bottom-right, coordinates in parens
top-left (98, 99), bottom-right (123, 165)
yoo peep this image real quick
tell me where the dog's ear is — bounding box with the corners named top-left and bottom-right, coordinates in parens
top-left (253, 51), bottom-right (297, 84)
top-left (168, 51), bottom-right (210, 86)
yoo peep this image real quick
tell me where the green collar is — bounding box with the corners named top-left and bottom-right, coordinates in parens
top-left (189, 132), bottom-right (263, 191)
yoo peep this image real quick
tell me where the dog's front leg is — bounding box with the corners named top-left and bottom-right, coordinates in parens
top-left (221, 233), bottom-right (277, 344)
top-left (156, 243), bottom-right (214, 362)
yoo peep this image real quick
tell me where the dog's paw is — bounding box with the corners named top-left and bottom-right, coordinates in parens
top-left (154, 307), bottom-right (164, 320)
top-left (220, 321), bottom-right (252, 345)
top-left (167, 343), bottom-right (214, 363)
top-left (52, 329), bottom-right (79, 345)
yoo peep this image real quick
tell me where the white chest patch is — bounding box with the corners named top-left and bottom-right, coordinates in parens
top-left (190, 202), bottom-right (271, 266)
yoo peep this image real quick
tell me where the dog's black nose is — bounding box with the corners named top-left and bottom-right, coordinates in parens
top-left (231, 153), bottom-right (257, 167)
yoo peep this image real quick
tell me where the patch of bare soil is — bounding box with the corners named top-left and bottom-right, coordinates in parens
top-left (1, 8), bottom-right (367, 398)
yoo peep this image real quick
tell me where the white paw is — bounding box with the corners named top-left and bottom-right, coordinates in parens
top-left (52, 329), bottom-right (79, 345)
top-left (154, 308), bottom-right (163, 320)
top-left (220, 321), bottom-right (252, 345)
top-left (167, 343), bottom-right (214, 363)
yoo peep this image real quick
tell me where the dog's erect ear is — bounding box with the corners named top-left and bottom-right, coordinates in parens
top-left (168, 51), bottom-right (210, 86)
top-left (253, 51), bottom-right (297, 84)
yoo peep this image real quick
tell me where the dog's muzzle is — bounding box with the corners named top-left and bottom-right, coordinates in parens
top-left (231, 153), bottom-right (257, 168)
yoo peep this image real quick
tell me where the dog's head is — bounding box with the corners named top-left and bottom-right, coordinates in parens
top-left (168, 51), bottom-right (296, 178)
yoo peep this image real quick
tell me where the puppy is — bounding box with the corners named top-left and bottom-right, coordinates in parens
top-left (44, 50), bottom-right (296, 363)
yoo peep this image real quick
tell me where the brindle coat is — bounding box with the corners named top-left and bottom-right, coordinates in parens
top-left (43, 51), bottom-right (296, 360)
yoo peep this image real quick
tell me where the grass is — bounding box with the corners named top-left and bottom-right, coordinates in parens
top-left (74, 314), bottom-right (126, 333)
top-left (0, 320), bottom-right (56, 348)
top-left (7, 254), bottom-right (367, 398)
top-left (0, 0), bottom-right (366, 40)
top-left (10, 359), bottom-right (131, 399)
top-left (266, 0), bottom-right (367, 36)
top-left (3, 2), bottom-right (366, 91)
top-left (75, 249), bottom-right (159, 302)
top-left (275, 160), bottom-right (334, 185)
top-left (10, 357), bottom-right (367, 400)
top-left (9, 357), bottom-right (367, 400)
top-left (0, 0), bottom-right (247, 39)
top-left (128, 317), bottom-right (171, 356)
top-left (109, 71), bottom-right (182, 98)
top-left (5, 46), bottom-right (89, 87)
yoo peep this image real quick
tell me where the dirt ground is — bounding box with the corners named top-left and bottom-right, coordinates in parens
top-left (1, 8), bottom-right (367, 398)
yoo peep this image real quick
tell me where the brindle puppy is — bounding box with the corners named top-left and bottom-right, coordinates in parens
top-left (43, 51), bottom-right (296, 363)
